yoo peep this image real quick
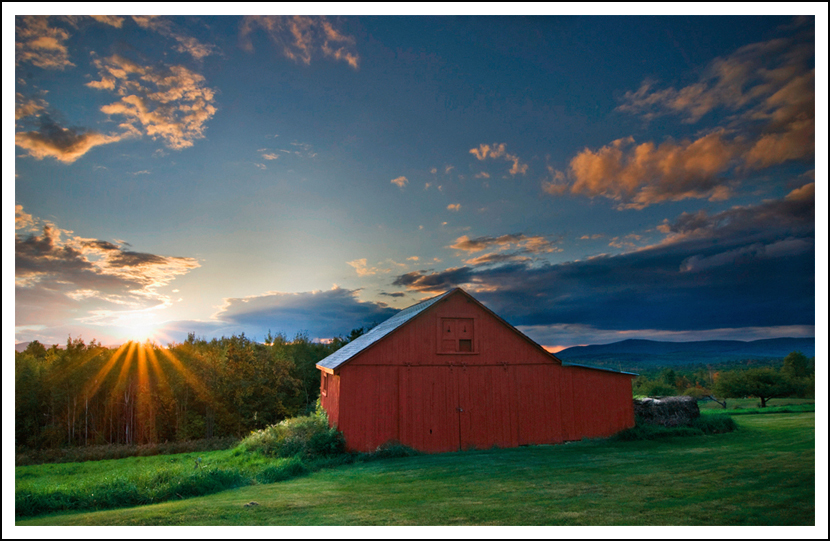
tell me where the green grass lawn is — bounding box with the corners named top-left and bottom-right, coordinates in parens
top-left (16, 412), bottom-right (815, 526)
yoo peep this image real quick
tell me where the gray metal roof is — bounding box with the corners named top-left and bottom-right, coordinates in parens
top-left (317, 289), bottom-right (456, 371)
top-left (562, 362), bottom-right (638, 377)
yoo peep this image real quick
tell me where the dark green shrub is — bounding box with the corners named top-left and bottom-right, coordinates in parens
top-left (693, 414), bottom-right (737, 434)
top-left (238, 400), bottom-right (344, 459)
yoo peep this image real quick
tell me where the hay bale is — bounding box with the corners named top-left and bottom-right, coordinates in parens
top-left (634, 396), bottom-right (700, 427)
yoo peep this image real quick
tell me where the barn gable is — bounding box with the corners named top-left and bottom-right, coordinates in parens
top-left (316, 287), bottom-right (561, 373)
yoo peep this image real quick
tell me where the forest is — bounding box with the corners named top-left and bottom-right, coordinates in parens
top-left (13, 331), bottom-right (363, 451)
top-left (14, 330), bottom-right (815, 453)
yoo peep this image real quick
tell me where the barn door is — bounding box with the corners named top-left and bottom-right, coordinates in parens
top-left (455, 366), bottom-right (516, 450)
top-left (399, 366), bottom-right (460, 453)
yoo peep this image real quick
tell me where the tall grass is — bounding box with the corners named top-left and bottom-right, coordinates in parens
top-left (16, 402), bottom-right (417, 518)
top-left (15, 437), bottom-right (238, 467)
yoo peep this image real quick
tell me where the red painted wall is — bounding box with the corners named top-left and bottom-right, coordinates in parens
top-left (321, 291), bottom-right (635, 453)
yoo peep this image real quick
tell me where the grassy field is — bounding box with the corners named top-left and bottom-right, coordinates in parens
top-left (15, 412), bottom-right (815, 526)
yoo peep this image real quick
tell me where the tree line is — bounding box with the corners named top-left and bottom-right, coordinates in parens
top-left (632, 351), bottom-right (815, 407)
top-left (14, 330), bottom-right (365, 450)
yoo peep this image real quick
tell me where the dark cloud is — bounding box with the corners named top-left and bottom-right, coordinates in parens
top-left (379, 291), bottom-right (406, 298)
top-left (206, 286), bottom-right (399, 340)
top-left (392, 186), bottom-right (815, 333)
top-left (14, 209), bottom-right (200, 336)
top-left (15, 115), bottom-right (131, 163)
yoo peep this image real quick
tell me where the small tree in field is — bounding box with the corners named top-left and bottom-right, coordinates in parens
top-left (713, 367), bottom-right (804, 408)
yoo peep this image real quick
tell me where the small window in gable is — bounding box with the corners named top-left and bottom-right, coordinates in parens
top-left (438, 317), bottom-right (476, 354)
top-left (321, 373), bottom-right (328, 396)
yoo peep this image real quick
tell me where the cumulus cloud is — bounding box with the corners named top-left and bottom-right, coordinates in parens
top-left (392, 187), bottom-right (814, 333)
top-left (550, 29), bottom-right (815, 209)
top-left (89, 54), bottom-right (217, 150)
top-left (209, 286), bottom-right (398, 339)
top-left (132, 16), bottom-right (216, 60)
top-left (447, 203), bottom-right (461, 211)
top-left (390, 176), bottom-right (408, 188)
top-left (15, 115), bottom-right (136, 163)
top-left (240, 16), bottom-right (359, 69)
top-left (15, 207), bottom-right (200, 337)
top-left (15, 16), bottom-right (73, 69)
top-left (567, 131), bottom-right (741, 209)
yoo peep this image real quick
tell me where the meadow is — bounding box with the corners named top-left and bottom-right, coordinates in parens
top-left (16, 410), bottom-right (815, 526)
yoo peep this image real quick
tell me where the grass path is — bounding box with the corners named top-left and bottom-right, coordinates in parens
top-left (17, 413), bottom-right (814, 526)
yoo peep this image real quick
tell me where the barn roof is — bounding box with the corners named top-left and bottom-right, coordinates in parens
top-left (316, 287), bottom-right (635, 377)
top-left (316, 289), bottom-right (455, 371)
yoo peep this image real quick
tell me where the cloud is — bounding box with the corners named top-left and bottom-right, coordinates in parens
top-left (132, 16), bottom-right (216, 60)
top-left (261, 152), bottom-right (280, 160)
top-left (240, 16), bottom-right (359, 69)
top-left (391, 187), bottom-right (814, 333)
top-left (448, 233), bottom-right (558, 254)
top-left (390, 176), bottom-right (408, 188)
top-left (475, 172), bottom-right (490, 179)
top-left (15, 16), bottom-right (73, 69)
top-left (90, 15), bottom-right (124, 28)
top-left (615, 31), bottom-right (814, 172)
top-left (347, 258), bottom-right (382, 277)
top-left (15, 207), bottom-right (200, 339)
top-left (380, 291), bottom-right (406, 298)
top-left (89, 54), bottom-right (217, 150)
top-left (208, 286), bottom-right (398, 339)
top-left (549, 29), bottom-right (815, 209)
top-left (447, 204), bottom-right (461, 211)
top-left (15, 93), bottom-right (47, 121)
top-left (567, 131), bottom-right (741, 209)
top-left (470, 143), bottom-right (528, 176)
top-left (15, 115), bottom-right (136, 163)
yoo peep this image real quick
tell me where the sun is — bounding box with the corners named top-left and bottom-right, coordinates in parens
top-left (112, 311), bottom-right (162, 343)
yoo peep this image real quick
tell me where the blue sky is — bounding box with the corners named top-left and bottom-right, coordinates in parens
top-left (8, 9), bottom-right (826, 350)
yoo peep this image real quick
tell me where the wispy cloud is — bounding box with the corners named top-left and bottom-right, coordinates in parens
top-left (447, 203), bottom-right (461, 211)
top-left (132, 16), bottom-right (216, 60)
top-left (89, 15), bottom-right (125, 28)
top-left (89, 54), bottom-right (217, 150)
top-left (546, 31), bottom-right (815, 210)
top-left (240, 16), bottom-right (359, 69)
top-left (15, 16), bottom-right (73, 70)
top-left (347, 258), bottom-right (382, 277)
top-left (470, 143), bottom-right (528, 176)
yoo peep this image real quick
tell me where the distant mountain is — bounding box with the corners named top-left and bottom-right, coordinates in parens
top-left (15, 341), bottom-right (31, 353)
top-left (556, 337), bottom-right (815, 373)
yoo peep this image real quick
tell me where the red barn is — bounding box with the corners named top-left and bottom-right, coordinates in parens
top-left (317, 288), bottom-right (635, 453)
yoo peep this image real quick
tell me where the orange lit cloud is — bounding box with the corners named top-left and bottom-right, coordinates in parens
top-left (390, 176), bottom-right (408, 188)
top-left (89, 55), bottom-right (217, 150)
top-left (90, 15), bottom-right (125, 28)
top-left (470, 143), bottom-right (527, 176)
top-left (15, 116), bottom-right (136, 163)
top-left (15, 16), bottom-right (73, 70)
top-left (447, 203), bottom-right (461, 211)
top-left (568, 131), bottom-right (740, 209)
top-left (132, 16), bottom-right (216, 60)
top-left (240, 16), bottom-right (359, 69)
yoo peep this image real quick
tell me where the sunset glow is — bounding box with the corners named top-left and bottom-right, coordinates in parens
top-left (10, 11), bottom-right (822, 352)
